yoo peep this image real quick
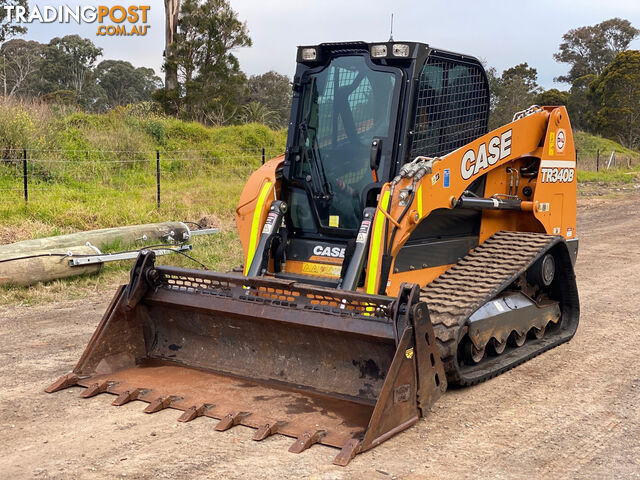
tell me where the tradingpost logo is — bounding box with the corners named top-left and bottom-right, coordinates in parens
top-left (3, 4), bottom-right (151, 37)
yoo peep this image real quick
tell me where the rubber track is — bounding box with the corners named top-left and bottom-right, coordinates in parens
top-left (421, 231), bottom-right (563, 386)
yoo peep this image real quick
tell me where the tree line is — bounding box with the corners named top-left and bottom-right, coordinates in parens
top-left (489, 18), bottom-right (639, 149)
top-left (1, 0), bottom-right (639, 147)
top-left (0, 35), bottom-right (162, 111)
top-left (0, 0), bottom-right (292, 127)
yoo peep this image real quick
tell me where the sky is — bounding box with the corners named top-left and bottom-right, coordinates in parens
top-left (20, 0), bottom-right (640, 89)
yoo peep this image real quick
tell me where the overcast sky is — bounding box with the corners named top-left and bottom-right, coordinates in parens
top-left (22, 0), bottom-right (640, 89)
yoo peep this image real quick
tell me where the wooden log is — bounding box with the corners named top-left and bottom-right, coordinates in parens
top-left (0, 245), bottom-right (103, 287)
top-left (0, 222), bottom-right (189, 256)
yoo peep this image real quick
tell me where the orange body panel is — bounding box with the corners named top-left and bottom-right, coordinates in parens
top-left (235, 156), bottom-right (283, 270)
top-left (235, 108), bottom-right (576, 297)
top-left (365, 107), bottom-right (577, 296)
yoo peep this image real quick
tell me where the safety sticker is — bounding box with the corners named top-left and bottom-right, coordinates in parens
top-left (301, 262), bottom-right (342, 277)
top-left (567, 227), bottom-right (573, 238)
top-left (537, 202), bottom-right (550, 212)
top-left (556, 129), bottom-right (566, 152)
top-left (329, 215), bottom-right (339, 228)
top-left (443, 168), bottom-right (450, 188)
top-left (262, 212), bottom-right (278, 234)
top-left (553, 227), bottom-right (561, 234)
top-left (431, 171), bottom-right (440, 185)
top-left (548, 131), bottom-right (556, 156)
top-left (356, 220), bottom-right (371, 243)
top-left (405, 347), bottom-right (414, 359)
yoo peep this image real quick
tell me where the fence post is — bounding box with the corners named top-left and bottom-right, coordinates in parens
top-left (596, 149), bottom-right (599, 172)
top-left (23, 148), bottom-right (28, 204)
top-left (156, 150), bottom-right (161, 209)
top-left (261, 147), bottom-right (265, 165)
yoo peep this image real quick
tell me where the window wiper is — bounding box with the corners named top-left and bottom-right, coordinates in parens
top-left (299, 122), bottom-right (332, 201)
top-left (298, 77), bottom-right (332, 201)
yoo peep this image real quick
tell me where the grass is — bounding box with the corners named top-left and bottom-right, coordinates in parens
top-left (574, 130), bottom-right (640, 183)
top-left (576, 169), bottom-right (636, 184)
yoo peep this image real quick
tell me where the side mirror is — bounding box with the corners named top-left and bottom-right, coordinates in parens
top-left (370, 137), bottom-right (382, 174)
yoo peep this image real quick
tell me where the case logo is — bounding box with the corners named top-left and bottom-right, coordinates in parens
top-left (312, 245), bottom-right (346, 258)
top-left (461, 129), bottom-right (512, 180)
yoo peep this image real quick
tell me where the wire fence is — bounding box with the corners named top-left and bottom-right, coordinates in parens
top-left (0, 145), bottom-right (636, 209)
top-left (0, 147), bottom-right (283, 207)
top-left (576, 147), bottom-right (638, 172)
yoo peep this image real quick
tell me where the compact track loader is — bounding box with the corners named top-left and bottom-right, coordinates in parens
top-left (48, 41), bottom-right (579, 465)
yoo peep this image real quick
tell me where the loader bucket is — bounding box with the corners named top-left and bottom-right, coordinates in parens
top-left (47, 251), bottom-right (446, 465)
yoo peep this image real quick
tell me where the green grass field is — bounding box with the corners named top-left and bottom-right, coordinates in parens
top-left (0, 101), bottom-right (638, 305)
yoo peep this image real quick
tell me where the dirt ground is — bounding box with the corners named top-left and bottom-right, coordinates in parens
top-left (1, 194), bottom-right (638, 480)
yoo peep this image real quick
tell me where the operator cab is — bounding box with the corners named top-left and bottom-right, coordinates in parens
top-left (279, 41), bottom-right (490, 284)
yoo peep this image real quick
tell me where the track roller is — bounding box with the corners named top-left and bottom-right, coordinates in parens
top-left (490, 337), bottom-right (507, 355)
top-left (511, 331), bottom-right (527, 347)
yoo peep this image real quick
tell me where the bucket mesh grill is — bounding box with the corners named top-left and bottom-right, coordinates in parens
top-left (156, 268), bottom-right (394, 321)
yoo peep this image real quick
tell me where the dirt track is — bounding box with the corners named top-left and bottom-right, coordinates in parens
top-left (1, 194), bottom-right (639, 479)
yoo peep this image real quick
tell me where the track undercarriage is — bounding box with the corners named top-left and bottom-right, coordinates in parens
top-left (422, 231), bottom-right (580, 386)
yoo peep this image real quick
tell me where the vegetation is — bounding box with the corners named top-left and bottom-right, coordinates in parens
top-left (587, 51), bottom-right (640, 148)
top-left (0, 35), bottom-right (162, 110)
top-left (1, 0), bottom-right (293, 127)
top-left (488, 63), bottom-right (541, 129)
top-left (0, 0), bottom-right (27, 42)
top-left (0, 101), bottom-right (286, 305)
top-left (488, 18), bottom-right (640, 149)
top-left (553, 18), bottom-right (639, 84)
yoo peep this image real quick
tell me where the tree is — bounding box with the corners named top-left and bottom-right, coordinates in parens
top-left (566, 74), bottom-right (597, 131)
top-left (241, 101), bottom-right (276, 125)
top-left (489, 63), bottom-right (541, 129)
top-left (94, 60), bottom-right (162, 110)
top-left (0, 39), bottom-right (44, 98)
top-left (554, 18), bottom-right (639, 84)
top-left (164, 0), bottom-right (181, 94)
top-left (0, 0), bottom-right (28, 43)
top-left (42, 35), bottom-right (102, 94)
top-left (246, 71), bottom-right (292, 128)
top-left (160, 0), bottom-right (252, 122)
top-left (588, 50), bottom-right (640, 148)
top-left (484, 65), bottom-right (500, 113)
top-left (535, 88), bottom-right (569, 107)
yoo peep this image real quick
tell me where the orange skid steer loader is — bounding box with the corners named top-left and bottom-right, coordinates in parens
top-left (48, 41), bottom-right (579, 466)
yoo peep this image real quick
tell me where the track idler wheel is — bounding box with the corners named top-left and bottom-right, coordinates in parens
top-left (527, 253), bottom-right (555, 287)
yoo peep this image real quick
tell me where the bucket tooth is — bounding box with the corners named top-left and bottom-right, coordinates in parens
top-left (253, 421), bottom-right (287, 441)
top-left (333, 438), bottom-right (361, 466)
top-left (45, 373), bottom-right (78, 393)
top-left (215, 411), bottom-right (250, 431)
top-left (288, 430), bottom-right (325, 454)
top-left (178, 403), bottom-right (211, 423)
top-left (144, 395), bottom-right (179, 414)
top-left (81, 380), bottom-right (111, 398)
top-left (112, 388), bottom-right (146, 406)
